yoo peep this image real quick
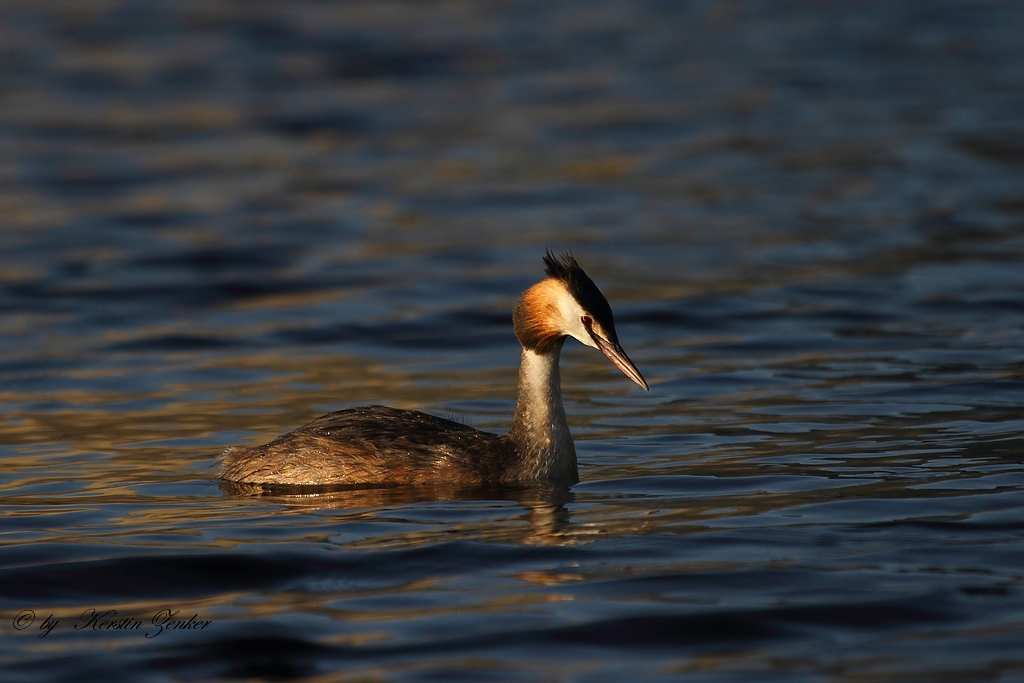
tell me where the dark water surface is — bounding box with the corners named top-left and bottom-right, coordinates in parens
top-left (2, 1), bottom-right (1024, 680)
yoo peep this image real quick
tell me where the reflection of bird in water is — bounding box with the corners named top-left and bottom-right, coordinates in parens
top-left (221, 252), bottom-right (647, 488)
top-left (219, 480), bottom-right (575, 545)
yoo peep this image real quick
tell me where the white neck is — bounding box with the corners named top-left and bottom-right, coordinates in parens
top-left (507, 340), bottom-right (578, 485)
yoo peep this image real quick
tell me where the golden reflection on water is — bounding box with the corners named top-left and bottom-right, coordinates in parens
top-left (1, 322), bottom-right (1008, 554)
top-left (0, 224), bottom-right (1018, 560)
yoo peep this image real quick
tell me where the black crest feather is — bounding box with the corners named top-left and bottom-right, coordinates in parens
top-left (542, 250), bottom-right (619, 343)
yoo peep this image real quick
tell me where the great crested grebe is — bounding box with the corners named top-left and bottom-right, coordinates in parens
top-left (221, 252), bottom-right (647, 488)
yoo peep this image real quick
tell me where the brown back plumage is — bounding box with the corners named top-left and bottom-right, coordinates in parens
top-left (221, 406), bottom-right (518, 486)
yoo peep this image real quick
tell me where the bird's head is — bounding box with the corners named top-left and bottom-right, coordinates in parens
top-left (513, 251), bottom-right (648, 390)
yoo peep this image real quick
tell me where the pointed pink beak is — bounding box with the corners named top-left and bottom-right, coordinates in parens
top-left (594, 335), bottom-right (648, 391)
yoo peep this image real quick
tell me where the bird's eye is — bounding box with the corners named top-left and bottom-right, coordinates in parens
top-left (581, 315), bottom-right (592, 327)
